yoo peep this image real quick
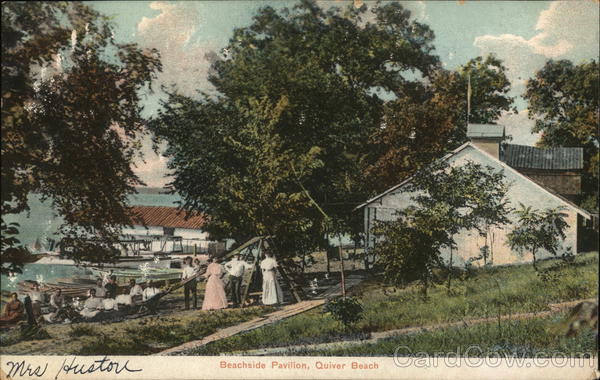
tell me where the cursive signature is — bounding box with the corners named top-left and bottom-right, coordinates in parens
top-left (54, 356), bottom-right (142, 379)
top-left (5, 360), bottom-right (47, 378)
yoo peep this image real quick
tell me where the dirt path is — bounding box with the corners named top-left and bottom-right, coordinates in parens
top-left (230, 298), bottom-right (598, 356)
top-left (156, 274), bottom-right (365, 355)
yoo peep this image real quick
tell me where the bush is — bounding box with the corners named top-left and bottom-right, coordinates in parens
top-left (324, 297), bottom-right (363, 329)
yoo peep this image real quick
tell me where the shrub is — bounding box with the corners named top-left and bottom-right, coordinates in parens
top-left (324, 297), bottom-right (364, 329)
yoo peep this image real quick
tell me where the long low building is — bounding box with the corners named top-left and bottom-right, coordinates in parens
top-left (123, 206), bottom-right (215, 254)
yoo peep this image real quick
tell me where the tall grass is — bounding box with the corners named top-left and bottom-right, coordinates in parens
top-left (191, 252), bottom-right (598, 355)
top-left (304, 312), bottom-right (597, 357)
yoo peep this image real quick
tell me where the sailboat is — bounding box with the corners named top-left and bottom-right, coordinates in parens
top-left (29, 237), bottom-right (44, 253)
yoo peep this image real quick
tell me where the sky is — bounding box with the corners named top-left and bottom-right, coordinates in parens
top-left (88, 1), bottom-right (599, 188)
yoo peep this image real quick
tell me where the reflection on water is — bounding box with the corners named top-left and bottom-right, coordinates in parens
top-left (0, 264), bottom-right (94, 293)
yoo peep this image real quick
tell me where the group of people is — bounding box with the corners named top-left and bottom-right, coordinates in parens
top-left (182, 249), bottom-right (283, 311)
top-left (79, 277), bottom-right (162, 319)
top-left (2, 250), bottom-right (284, 328)
top-left (0, 276), bottom-right (163, 328)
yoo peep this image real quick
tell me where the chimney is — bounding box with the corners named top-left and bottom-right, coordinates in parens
top-left (466, 123), bottom-right (505, 159)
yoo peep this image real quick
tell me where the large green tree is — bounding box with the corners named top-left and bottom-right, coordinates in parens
top-left (1, 2), bottom-right (161, 273)
top-left (152, 0), bottom-right (515, 259)
top-left (524, 60), bottom-right (599, 209)
top-left (152, 0), bottom-right (442, 256)
top-left (371, 160), bottom-right (511, 294)
top-left (365, 54), bottom-right (515, 191)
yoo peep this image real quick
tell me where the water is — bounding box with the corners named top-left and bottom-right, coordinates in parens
top-left (2, 191), bottom-right (181, 293)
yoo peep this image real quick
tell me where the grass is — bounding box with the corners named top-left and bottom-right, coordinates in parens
top-left (190, 252), bottom-right (598, 355)
top-left (301, 312), bottom-right (597, 357)
top-left (0, 283), bottom-right (276, 355)
top-left (76, 306), bottom-right (274, 355)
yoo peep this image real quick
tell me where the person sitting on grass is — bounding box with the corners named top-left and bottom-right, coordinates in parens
top-left (94, 278), bottom-right (106, 298)
top-left (79, 289), bottom-right (104, 319)
top-left (142, 280), bottom-right (161, 302)
top-left (102, 295), bottom-right (119, 312)
top-left (115, 287), bottom-right (133, 306)
top-left (129, 279), bottom-right (143, 304)
top-left (104, 275), bottom-right (118, 299)
top-left (0, 293), bottom-right (24, 328)
top-left (44, 289), bottom-right (67, 323)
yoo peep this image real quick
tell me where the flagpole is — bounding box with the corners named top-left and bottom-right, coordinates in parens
top-left (467, 73), bottom-right (471, 125)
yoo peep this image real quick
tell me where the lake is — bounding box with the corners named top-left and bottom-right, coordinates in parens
top-left (1, 191), bottom-right (181, 293)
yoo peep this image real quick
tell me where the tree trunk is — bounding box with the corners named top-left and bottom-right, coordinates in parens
top-left (447, 246), bottom-right (453, 293)
top-left (338, 235), bottom-right (346, 298)
top-left (325, 246), bottom-right (331, 276)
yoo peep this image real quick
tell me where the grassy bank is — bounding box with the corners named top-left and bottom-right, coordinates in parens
top-left (300, 312), bottom-right (597, 357)
top-left (0, 285), bottom-right (276, 355)
top-left (190, 252), bottom-right (598, 355)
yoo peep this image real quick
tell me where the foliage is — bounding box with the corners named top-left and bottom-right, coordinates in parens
top-left (507, 204), bottom-right (569, 270)
top-left (1, 2), bottom-right (162, 272)
top-left (372, 160), bottom-right (510, 292)
top-left (324, 296), bottom-right (364, 329)
top-left (431, 55), bottom-right (516, 148)
top-left (524, 60), bottom-right (599, 209)
top-left (152, 0), bottom-right (515, 259)
top-left (151, 0), bottom-right (445, 257)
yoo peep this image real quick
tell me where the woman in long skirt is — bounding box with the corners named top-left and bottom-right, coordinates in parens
top-left (260, 250), bottom-right (283, 305)
top-left (202, 258), bottom-right (228, 310)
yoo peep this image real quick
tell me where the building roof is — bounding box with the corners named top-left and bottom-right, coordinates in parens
top-left (503, 144), bottom-right (583, 170)
top-left (355, 142), bottom-right (591, 220)
top-left (466, 123), bottom-right (505, 138)
top-left (127, 206), bottom-right (206, 229)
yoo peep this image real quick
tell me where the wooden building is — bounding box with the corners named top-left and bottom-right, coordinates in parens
top-left (358, 124), bottom-right (593, 268)
top-left (123, 206), bottom-right (213, 254)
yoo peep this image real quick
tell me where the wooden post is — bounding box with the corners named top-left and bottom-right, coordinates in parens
top-left (278, 264), bottom-right (302, 303)
top-left (338, 234), bottom-right (346, 298)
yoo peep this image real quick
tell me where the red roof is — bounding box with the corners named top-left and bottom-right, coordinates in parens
top-left (127, 206), bottom-right (206, 229)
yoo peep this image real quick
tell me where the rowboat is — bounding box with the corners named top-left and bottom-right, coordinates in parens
top-left (89, 267), bottom-right (183, 283)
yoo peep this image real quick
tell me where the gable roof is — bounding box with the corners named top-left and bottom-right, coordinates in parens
top-left (127, 206), bottom-right (206, 229)
top-left (356, 142), bottom-right (591, 219)
top-left (503, 144), bottom-right (583, 170)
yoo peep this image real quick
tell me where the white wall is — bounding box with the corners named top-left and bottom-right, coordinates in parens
top-left (364, 145), bottom-right (581, 267)
top-left (120, 225), bottom-right (210, 253)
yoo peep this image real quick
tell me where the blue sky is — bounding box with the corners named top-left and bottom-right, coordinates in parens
top-left (88, 1), bottom-right (599, 187)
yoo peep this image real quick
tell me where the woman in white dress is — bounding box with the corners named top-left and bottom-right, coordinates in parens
top-left (260, 250), bottom-right (283, 305)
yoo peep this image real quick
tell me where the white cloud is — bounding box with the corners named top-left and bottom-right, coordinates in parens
top-left (498, 109), bottom-right (541, 146)
top-left (136, 1), bottom-right (217, 97)
top-left (474, 1), bottom-right (599, 94)
top-left (133, 136), bottom-right (172, 188)
top-left (132, 1), bottom-right (220, 187)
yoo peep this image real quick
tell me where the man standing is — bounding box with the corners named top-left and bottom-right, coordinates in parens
top-left (224, 253), bottom-right (250, 307)
top-left (28, 283), bottom-right (44, 319)
top-left (181, 256), bottom-right (198, 310)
